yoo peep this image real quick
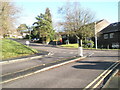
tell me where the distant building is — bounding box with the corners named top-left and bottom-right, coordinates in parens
top-left (98, 22), bottom-right (120, 49)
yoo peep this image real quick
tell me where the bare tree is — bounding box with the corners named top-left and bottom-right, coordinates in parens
top-left (58, 2), bottom-right (95, 56)
top-left (0, 1), bottom-right (19, 38)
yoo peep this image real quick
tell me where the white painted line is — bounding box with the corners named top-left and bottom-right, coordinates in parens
top-left (88, 53), bottom-right (94, 57)
top-left (34, 56), bottom-right (86, 74)
top-left (1, 56), bottom-right (86, 84)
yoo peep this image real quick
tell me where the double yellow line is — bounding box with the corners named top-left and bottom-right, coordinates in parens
top-left (84, 61), bottom-right (119, 89)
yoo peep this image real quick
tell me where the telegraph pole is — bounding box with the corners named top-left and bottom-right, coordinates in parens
top-left (94, 22), bottom-right (98, 49)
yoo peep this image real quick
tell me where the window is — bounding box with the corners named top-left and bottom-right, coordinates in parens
top-left (104, 34), bottom-right (108, 39)
top-left (112, 23), bottom-right (117, 26)
top-left (110, 33), bottom-right (114, 38)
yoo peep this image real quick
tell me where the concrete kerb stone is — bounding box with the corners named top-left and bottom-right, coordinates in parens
top-left (0, 52), bottom-right (51, 65)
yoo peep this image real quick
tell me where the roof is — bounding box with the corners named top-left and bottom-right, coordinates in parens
top-left (99, 22), bottom-right (120, 33)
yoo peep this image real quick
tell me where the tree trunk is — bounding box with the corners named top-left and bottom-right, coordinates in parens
top-left (67, 34), bottom-right (69, 44)
top-left (78, 39), bottom-right (83, 57)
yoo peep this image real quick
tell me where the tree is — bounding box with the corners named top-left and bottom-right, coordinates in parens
top-left (45, 8), bottom-right (52, 23)
top-left (17, 24), bottom-right (28, 31)
top-left (58, 2), bottom-right (95, 56)
top-left (0, 2), bottom-right (19, 38)
top-left (33, 8), bottom-right (55, 43)
top-left (17, 24), bottom-right (28, 34)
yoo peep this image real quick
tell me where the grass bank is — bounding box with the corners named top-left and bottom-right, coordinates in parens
top-left (1, 39), bottom-right (38, 60)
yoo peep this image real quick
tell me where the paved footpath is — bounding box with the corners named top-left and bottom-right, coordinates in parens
top-left (2, 48), bottom-right (119, 88)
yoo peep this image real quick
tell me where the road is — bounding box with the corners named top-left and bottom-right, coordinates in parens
top-left (2, 40), bottom-right (119, 88)
top-left (2, 39), bottom-right (90, 79)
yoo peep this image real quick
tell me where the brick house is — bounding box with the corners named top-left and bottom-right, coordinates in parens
top-left (97, 22), bottom-right (120, 49)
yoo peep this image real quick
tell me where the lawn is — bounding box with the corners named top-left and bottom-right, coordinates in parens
top-left (1, 39), bottom-right (38, 60)
top-left (61, 43), bottom-right (119, 50)
top-left (61, 43), bottom-right (78, 48)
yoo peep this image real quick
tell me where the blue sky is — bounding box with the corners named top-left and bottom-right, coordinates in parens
top-left (14, 0), bottom-right (119, 28)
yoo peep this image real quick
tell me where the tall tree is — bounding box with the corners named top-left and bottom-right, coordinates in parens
top-left (45, 8), bottom-right (52, 23)
top-left (33, 8), bottom-right (55, 43)
top-left (58, 2), bottom-right (95, 56)
top-left (0, 1), bottom-right (19, 38)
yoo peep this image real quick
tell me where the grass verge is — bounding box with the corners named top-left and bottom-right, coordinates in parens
top-left (1, 39), bottom-right (38, 60)
top-left (61, 43), bottom-right (120, 50)
top-left (61, 44), bottom-right (78, 48)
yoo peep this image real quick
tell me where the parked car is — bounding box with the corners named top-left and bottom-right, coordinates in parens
top-left (31, 38), bottom-right (39, 42)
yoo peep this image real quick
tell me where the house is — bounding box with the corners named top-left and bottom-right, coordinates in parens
top-left (60, 19), bottom-right (110, 44)
top-left (19, 29), bottom-right (31, 38)
top-left (97, 22), bottom-right (120, 49)
top-left (95, 19), bottom-right (110, 34)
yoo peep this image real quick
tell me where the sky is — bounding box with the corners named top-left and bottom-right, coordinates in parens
top-left (12, 0), bottom-right (119, 29)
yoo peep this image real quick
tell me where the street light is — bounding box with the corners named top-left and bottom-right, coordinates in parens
top-left (94, 22), bottom-right (98, 49)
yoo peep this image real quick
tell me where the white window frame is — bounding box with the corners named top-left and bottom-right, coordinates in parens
top-left (110, 33), bottom-right (114, 38)
top-left (104, 34), bottom-right (108, 39)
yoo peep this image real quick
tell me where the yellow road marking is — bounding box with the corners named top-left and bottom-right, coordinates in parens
top-left (84, 61), bottom-right (119, 89)
top-left (93, 63), bottom-right (119, 88)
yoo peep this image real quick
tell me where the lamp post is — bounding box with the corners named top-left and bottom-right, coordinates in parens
top-left (94, 22), bottom-right (98, 49)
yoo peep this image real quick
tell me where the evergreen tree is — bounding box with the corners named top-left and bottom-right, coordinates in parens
top-left (45, 8), bottom-right (52, 23)
top-left (33, 8), bottom-right (55, 43)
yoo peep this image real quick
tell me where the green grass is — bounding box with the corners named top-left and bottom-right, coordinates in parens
top-left (61, 44), bottom-right (78, 48)
top-left (61, 43), bottom-right (120, 50)
top-left (1, 39), bottom-right (38, 60)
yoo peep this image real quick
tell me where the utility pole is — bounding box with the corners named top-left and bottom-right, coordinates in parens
top-left (78, 39), bottom-right (83, 57)
top-left (94, 22), bottom-right (98, 49)
top-left (76, 34), bottom-right (83, 57)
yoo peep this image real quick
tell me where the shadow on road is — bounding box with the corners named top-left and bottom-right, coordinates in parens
top-left (72, 60), bottom-right (115, 70)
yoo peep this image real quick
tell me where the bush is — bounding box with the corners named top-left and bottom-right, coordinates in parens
top-left (83, 40), bottom-right (94, 48)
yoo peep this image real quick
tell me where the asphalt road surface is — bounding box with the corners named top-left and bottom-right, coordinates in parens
top-left (2, 44), bottom-right (119, 88)
top-left (2, 39), bottom-right (90, 78)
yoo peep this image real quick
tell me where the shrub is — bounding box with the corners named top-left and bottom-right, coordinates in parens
top-left (82, 40), bottom-right (94, 48)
